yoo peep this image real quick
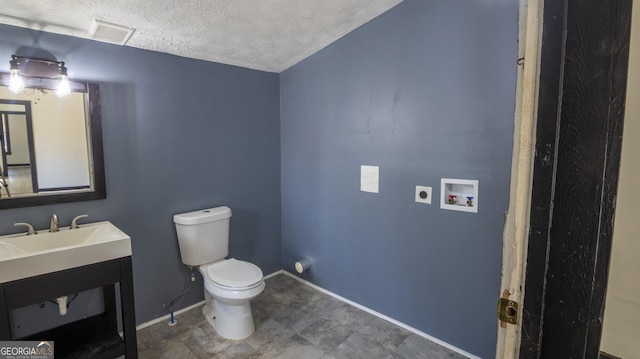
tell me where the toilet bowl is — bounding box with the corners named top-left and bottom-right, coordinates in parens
top-left (173, 206), bottom-right (264, 340)
top-left (199, 258), bottom-right (265, 339)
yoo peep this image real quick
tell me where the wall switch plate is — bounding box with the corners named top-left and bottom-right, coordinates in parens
top-left (415, 186), bottom-right (432, 204)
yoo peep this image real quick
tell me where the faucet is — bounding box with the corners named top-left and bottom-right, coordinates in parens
top-left (13, 222), bottom-right (37, 235)
top-left (49, 214), bottom-right (59, 233)
top-left (70, 214), bottom-right (89, 229)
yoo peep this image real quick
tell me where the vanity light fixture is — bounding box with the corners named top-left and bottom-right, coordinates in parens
top-left (55, 65), bottom-right (71, 97)
top-left (8, 55), bottom-right (71, 97)
top-left (8, 57), bottom-right (24, 93)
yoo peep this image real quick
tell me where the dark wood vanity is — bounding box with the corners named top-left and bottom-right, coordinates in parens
top-left (0, 256), bottom-right (137, 358)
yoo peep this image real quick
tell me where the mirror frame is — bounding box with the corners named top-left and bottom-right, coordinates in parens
top-left (0, 74), bottom-right (106, 209)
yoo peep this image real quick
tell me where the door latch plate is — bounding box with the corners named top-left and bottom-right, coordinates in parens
top-left (497, 296), bottom-right (518, 325)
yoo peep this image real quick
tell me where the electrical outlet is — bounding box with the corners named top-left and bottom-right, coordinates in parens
top-left (415, 186), bottom-right (432, 204)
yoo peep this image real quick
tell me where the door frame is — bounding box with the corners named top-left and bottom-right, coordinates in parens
top-left (495, 0), bottom-right (543, 356)
top-left (497, 0), bottom-right (633, 357)
top-left (0, 99), bottom-right (38, 194)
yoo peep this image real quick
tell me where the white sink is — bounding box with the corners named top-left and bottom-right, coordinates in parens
top-left (0, 221), bottom-right (132, 283)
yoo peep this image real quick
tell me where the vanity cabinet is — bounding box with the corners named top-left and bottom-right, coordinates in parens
top-left (0, 257), bottom-right (137, 358)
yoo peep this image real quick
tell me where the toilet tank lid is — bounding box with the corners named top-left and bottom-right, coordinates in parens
top-left (173, 206), bottom-right (232, 225)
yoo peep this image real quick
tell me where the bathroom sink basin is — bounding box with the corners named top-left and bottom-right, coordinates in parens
top-left (0, 221), bottom-right (131, 283)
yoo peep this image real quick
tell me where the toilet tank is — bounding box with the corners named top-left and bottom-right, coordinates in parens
top-left (173, 206), bottom-right (231, 266)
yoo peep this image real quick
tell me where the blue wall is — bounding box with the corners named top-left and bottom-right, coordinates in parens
top-left (0, 24), bottom-right (281, 327)
top-left (280, 1), bottom-right (517, 357)
top-left (1, 0), bottom-right (518, 356)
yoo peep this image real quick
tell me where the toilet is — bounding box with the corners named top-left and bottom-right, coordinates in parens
top-left (173, 206), bottom-right (265, 340)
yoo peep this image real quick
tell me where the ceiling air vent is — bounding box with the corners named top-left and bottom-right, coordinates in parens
top-left (89, 19), bottom-right (135, 46)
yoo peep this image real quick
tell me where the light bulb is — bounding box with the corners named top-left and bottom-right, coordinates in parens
top-left (8, 69), bottom-right (24, 93)
top-left (56, 74), bottom-right (71, 97)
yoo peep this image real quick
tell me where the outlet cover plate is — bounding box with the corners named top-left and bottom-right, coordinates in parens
top-left (415, 186), bottom-right (432, 204)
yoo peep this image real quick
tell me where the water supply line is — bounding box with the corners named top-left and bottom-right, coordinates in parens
top-left (168, 266), bottom-right (195, 326)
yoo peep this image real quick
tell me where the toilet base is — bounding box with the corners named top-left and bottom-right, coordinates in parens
top-left (202, 290), bottom-right (258, 340)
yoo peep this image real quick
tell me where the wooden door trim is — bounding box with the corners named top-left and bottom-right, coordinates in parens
top-left (520, 0), bottom-right (632, 357)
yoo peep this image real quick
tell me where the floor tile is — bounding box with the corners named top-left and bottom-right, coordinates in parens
top-left (257, 334), bottom-right (325, 359)
top-left (137, 338), bottom-right (197, 359)
top-left (136, 321), bottom-right (175, 351)
top-left (178, 322), bottom-right (257, 359)
top-left (327, 333), bottom-right (405, 359)
top-left (394, 333), bottom-right (467, 359)
top-left (357, 316), bottom-right (412, 351)
top-left (166, 305), bottom-right (208, 338)
top-left (131, 273), bottom-right (469, 359)
top-left (245, 318), bottom-right (296, 353)
top-left (325, 302), bottom-right (375, 328)
top-left (299, 317), bottom-right (356, 352)
top-left (273, 304), bottom-right (323, 333)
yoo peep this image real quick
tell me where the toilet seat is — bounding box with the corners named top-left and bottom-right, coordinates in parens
top-left (205, 258), bottom-right (263, 289)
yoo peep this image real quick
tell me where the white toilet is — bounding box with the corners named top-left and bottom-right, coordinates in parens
top-left (173, 206), bottom-right (265, 340)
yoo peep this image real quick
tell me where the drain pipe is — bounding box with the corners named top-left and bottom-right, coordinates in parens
top-left (47, 293), bottom-right (78, 315)
top-left (168, 266), bottom-right (196, 326)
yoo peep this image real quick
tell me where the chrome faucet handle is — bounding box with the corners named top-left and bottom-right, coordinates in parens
top-left (70, 214), bottom-right (89, 229)
top-left (49, 214), bottom-right (59, 233)
top-left (14, 222), bottom-right (37, 235)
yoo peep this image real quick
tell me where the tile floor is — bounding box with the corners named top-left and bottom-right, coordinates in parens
top-left (134, 273), bottom-right (467, 359)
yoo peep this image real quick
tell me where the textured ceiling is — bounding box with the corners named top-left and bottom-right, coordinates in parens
top-left (0, 0), bottom-right (403, 73)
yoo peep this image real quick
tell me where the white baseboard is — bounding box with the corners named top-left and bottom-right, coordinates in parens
top-left (133, 269), bottom-right (478, 358)
top-left (279, 270), bottom-right (480, 359)
top-left (263, 269), bottom-right (284, 280)
top-left (136, 300), bottom-right (206, 331)
top-left (134, 269), bottom-right (286, 331)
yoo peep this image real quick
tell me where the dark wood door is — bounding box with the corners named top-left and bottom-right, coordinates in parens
top-left (520, 0), bottom-right (632, 357)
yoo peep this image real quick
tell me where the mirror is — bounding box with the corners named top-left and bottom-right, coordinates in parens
top-left (0, 73), bottom-right (105, 209)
